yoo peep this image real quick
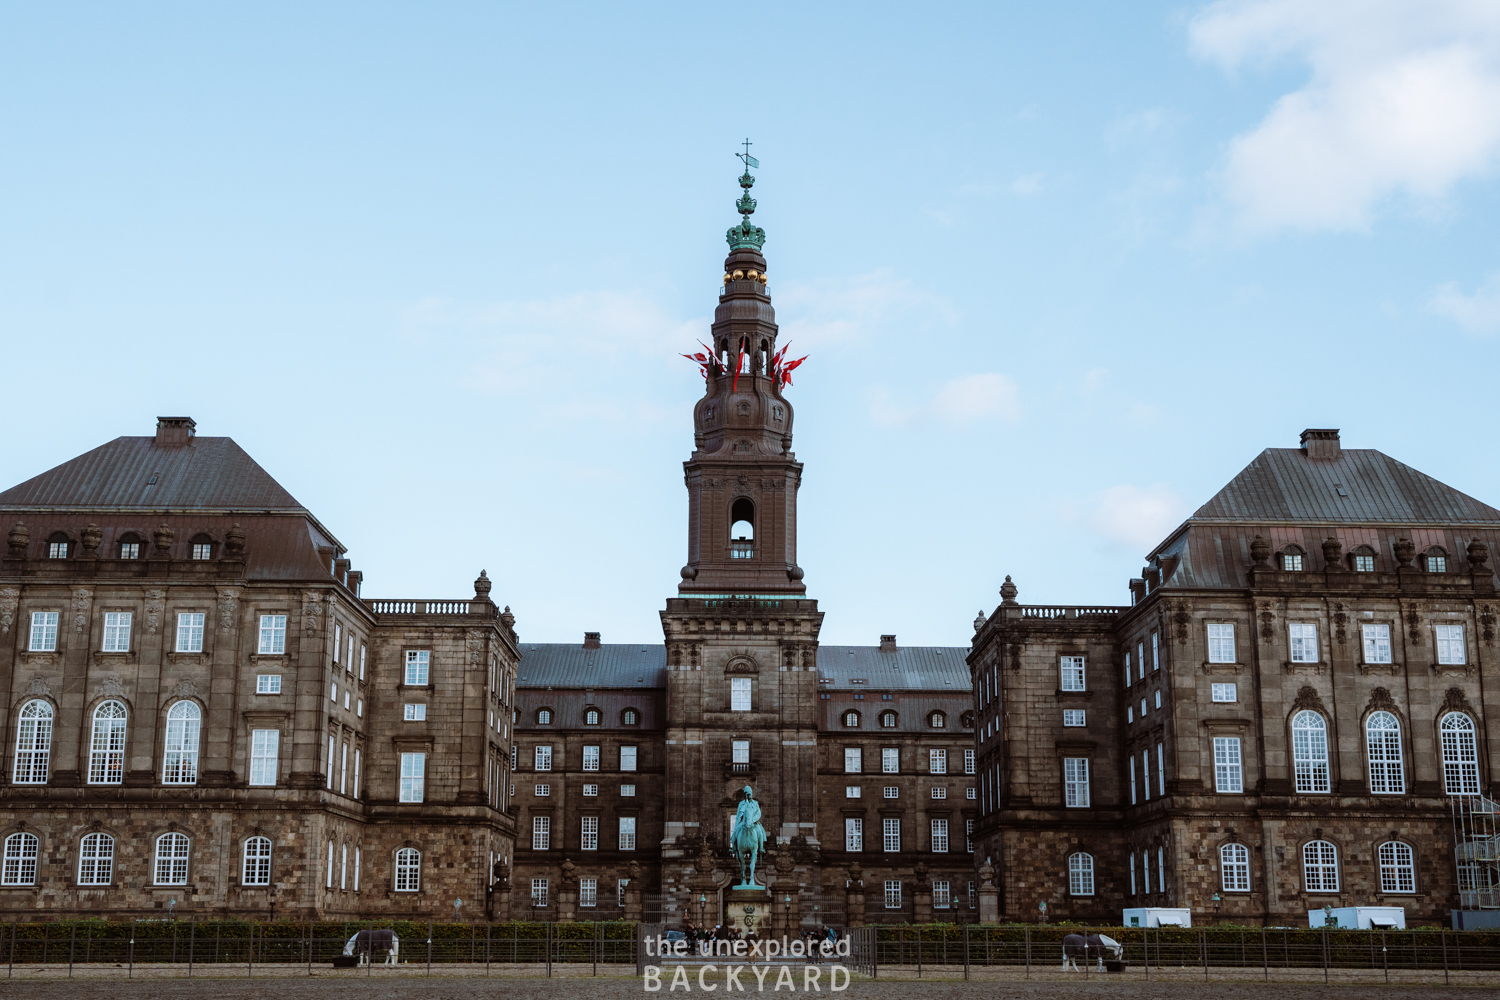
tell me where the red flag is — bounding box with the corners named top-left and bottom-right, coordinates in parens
top-left (733, 341), bottom-right (745, 393)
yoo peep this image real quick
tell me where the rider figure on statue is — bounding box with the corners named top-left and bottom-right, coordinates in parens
top-left (730, 785), bottom-right (767, 887)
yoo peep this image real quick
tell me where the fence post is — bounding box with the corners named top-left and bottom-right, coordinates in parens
top-left (963, 924), bottom-right (969, 981)
top-left (69, 921), bottom-right (76, 978)
top-left (1381, 928), bottom-right (1388, 983)
top-left (594, 920), bottom-right (599, 977)
top-left (1083, 925), bottom-right (1090, 980)
top-left (1261, 925), bottom-right (1267, 981)
top-left (188, 917), bottom-right (195, 978)
top-left (1441, 927), bottom-right (1449, 986)
top-left (546, 920), bottom-right (552, 978)
top-left (426, 920), bottom-right (432, 977)
top-left (1322, 927), bottom-right (1328, 985)
top-left (486, 920), bottom-right (491, 976)
top-left (1201, 928), bottom-right (1208, 980)
top-left (248, 919), bottom-right (254, 978)
top-left (1024, 925), bottom-right (1030, 980)
top-left (306, 920), bottom-right (312, 976)
top-left (7, 917), bottom-right (14, 980)
top-left (129, 919), bottom-right (136, 979)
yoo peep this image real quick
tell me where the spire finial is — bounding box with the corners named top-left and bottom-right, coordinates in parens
top-left (727, 140), bottom-right (766, 250)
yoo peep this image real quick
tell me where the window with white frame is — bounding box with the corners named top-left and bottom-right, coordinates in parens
top-left (1141, 851), bottom-right (1150, 893)
top-left (1064, 757), bottom-right (1090, 807)
top-left (1378, 841), bottom-right (1415, 893)
top-left (1366, 711), bottom-right (1405, 794)
top-left (1129, 852), bottom-right (1136, 895)
top-left (12, 700), bottom-right (52, 784)
top-left (2, 833), bottom-right (38, 886)
top-left (1288, 623), bottom-right (1318, 663)
top-left (1211, 683), bottom-right (1237, 703)
top-left (582, 745), bottom-right (600, 771)
top-left (1362, 624), bottom-right (1392, 664)
top-left (102, 612), bottom-right (132, 652)
top-left (1138, 641), bottom-right (1145, 679)
top-left (1060, 656), bottom-right (1085, 691)
top-left (619, 816), bottom-right (637, 850)
top-left (581, 816), bottom-right (599, 851)
top-left (395, 848), bottom-right (421, 892)
top-left (1353, 551), bottom-right (1375, 572)
top-left (531, 877), bottom-right (549, 906)
top-left (966, 818), bottom-right (974, 852)
top-left (532, 816), bottom-right (550, 850)
top-left (845, 817), bottom-right (862, 852)
top-left (256, 674), bottom-right (281, 694)
top-left (1129, 756), bottom-right (1136, 804)
top-left (1283, 549), bottom-right (1304, 571)
top-left (399, 752), bottom-right (425, 802)
top-left (1207, 623), bottom-right (1235, 663)
top-left (621, 746), bottom-right (638, 771)
top-left (931, 819), bottom-right (949, 852)
top-left (1158, 847), bottom-right (1165, 891)
top-left (579, 877), bottom-right (597, 908)
top-left (1127, 706), bottom-right (1134, 724)
top-left (1292, 710), bottom-right (1330, 793)
top-left (175, 613), bottom-right (205, 653)
top-left (618, 878), bottom-right (630, 907)
top-left (535, 784), bottom-right (550, 796)
top-left (1123, 653), bottom-right (1131, 688)
top-left (1157, 743), bottom-right (1164, 793)
top-left (1303, 840), bottom-right (1339, 893)
top-left (964, 749), bottom-right (975, 774)
top-left (620, 784), bottom-right (636, 797)
top-left (404, 703), bottom-right (426, 721)
top-left (883, 786), bottom-right (898, 799)
top-left (1141, 749), bottom-right (1150, 799)
top-left (884, 879), bottom-right (902, 908)
top-left (1063, 709), bottom-right (1085, 727)
top-left (1068, 852), bottom-right (1094, 895)
top-left (1436, 624), bottom-right (1466, 665)
top-left (732, 739), bottom-right (750, 763)
top-left (162, 701), bottom-right (201, 784)
top-left (932, 880), bottom-right (951, 908)
top-left (882, 818), bottom-right (900, 852)
top-left (535, 745), bottom-right (552, 771)
top-left (1152, 632), bottom-right (1159, 670)
top-left (405, 650), bottom-right (430, 685)
top-left (1441, 713), bottom-right (1481, 794)
top-left (931, 786), bottom-right (946, 799)
top-left (27, 611), bottom-right (58, 652)
top-left (77, 832), bottom-right (113, 886)
top-left (243, 837), bottom-right (272, 886)
top-left (845, 785), bottom-right (861, 798)
top-left (249, 729), bottom-right (279, 786)
top-left (536, 708), bottom-right (552, 725)
top-left (881, 747), bottom-right (899, 773)
top-left (843, 710), bottom-right (860, 728)
top-left (730, 676), bottom-right (752, 711)
top-left (929, 749), bottom-right (947, 774)
top-left (1214, 736), bottom-right (1243, 793)
top-left (1220, 843), bottom-right (1250, 892)
top-left (844, 747), bottom-right (862, 773)
top-left (258, 615), bottom-right (286, 654)
top-left (154, 832), bottom-right (190, 885)
top-left (583, 783), bottom-right (598, 796)
top-left (88, 701), bottom-right (127, 784)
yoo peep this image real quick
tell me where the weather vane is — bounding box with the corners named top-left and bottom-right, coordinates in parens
top-left (738, 138), bottom-right (758, 171)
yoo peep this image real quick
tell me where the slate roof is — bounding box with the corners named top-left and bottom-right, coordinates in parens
top-left (0, 436), bottom-right (303, 511)
top-left (515, 643), bottom-right (971, 691)
top-left (1191, 448), bottom-right (1500, 525)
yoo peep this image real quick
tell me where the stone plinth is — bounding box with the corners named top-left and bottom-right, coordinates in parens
top-left (725, 884), bottom-right (772, 938)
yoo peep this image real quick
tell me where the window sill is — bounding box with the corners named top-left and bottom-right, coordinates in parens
top-left (398, 683), bottom-right (436, 692)
top-left (1201, 661), bottom-right (1243, 675)
top-left (249, 653), bottom-right (287, 662)
top-left (1430, 661), bottom-right (1474, 677)
top-left (1282, 661), bottom-right (1328, 675)
top-left (1358, 661), bottom-right (1401, 675)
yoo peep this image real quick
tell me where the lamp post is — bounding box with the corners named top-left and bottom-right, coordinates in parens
top-left (1038, 899), bottom-right (1047, 924)
top-left (699, 894), bottom-right (706, 934)
top-left (1212, 892), bottom-right (1221, 923)
top-left (783, 895), bottom-right (791, 936)
top-left (167, 897), bottom-right (177, 921)
top-left (268, 885), bottom-right (278, 922)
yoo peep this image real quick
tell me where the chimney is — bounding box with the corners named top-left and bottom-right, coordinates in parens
top-left (1300, 428), bottom-right (1341, 460)
top-left (583, 631), bottom-right (601, 650)
top-left (155, 416), bottom-right (196, 447)
top-left (880, 634), bottom-right (897, 652)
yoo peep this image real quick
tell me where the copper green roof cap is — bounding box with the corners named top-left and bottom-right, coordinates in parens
top-left (726, 145), bottom-right (766, 250)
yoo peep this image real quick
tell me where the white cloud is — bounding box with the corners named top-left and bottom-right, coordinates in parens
top-left (1190, 0), bottom-right (1500, 232)
top-left (1085, 483), bottom-right (1187, 552)
top-left (1429, 271), bottom-right (1500, 333)
top-left (869, 373), bottom-right (1021, 427)
top-left (774, 269), bottom-right (956, 350)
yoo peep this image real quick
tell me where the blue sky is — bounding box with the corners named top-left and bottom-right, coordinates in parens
top-left (4, 1), bottom-right (1500, 645)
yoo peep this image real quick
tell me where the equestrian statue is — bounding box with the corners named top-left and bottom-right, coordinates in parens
top-left (730, 785), bottom-right (768, 887)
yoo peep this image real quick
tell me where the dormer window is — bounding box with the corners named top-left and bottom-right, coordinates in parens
top-left (118, 533), bottom-right (142, 560)
top-left (843, 710), bottom-right (861, 728)
top-left (1426, 547), bottom-right (1448, 573)
top-left (729, 498), bottom-right (754, 559)
top-left (1351, 546), bottom-right (1376, 572)
top-left (584, 708), bottom-right (601, 726)
top-left (536, 708), bottom-right (552, 725)
top-left (190, 534), bottom-right (214, 560)
top-left (46, 533), bottom-right (69, 559)
top-left (879, 711), bottom-right (898, 728)
top-left (960, 711), bottom-right (975, 729)
top-left (928, 711), bottom-right (947, 729)
top-left (621, 708), bottom-right (640, 726)
top-left (1281, 545), bottom-right (1305, 571)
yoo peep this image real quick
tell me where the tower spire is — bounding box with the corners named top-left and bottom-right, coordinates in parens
top-left (727, 140), bottom-right (766, 251)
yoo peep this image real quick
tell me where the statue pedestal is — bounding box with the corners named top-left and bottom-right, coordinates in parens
top-left (725, 885), bottom-right (772, 939)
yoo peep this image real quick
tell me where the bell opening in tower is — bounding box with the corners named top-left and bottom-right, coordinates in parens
top-left (730, 497), bottom-right (755, 560)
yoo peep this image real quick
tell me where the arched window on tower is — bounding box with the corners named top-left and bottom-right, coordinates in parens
top-left (730, 498), bottom-right (755, 560)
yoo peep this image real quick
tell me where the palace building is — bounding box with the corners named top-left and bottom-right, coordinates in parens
top-left (0, 164), bottom-right (1493, 927)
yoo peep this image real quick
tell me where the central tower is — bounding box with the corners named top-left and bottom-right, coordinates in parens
top-left (658, 155), bottom-right (824, 923)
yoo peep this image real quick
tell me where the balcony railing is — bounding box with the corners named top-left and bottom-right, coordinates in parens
top-left (364, 599), bottom-right (493, 618)
top-left (1018, 606), bottom-right (1122, 619)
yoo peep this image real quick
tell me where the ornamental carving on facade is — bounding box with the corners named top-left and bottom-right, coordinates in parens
top-left (1291, 685), bottom-right (1327, 714)
top-left (1332, 602), bottom-right (1347, 645)
top-left (468, 629), bottom-right (486, 666)
top-left (172, 678), bottom-right (198, 701)
top-left (1405, 603), bottom-right (1424, 644)
top-left (144, 590), bottom-right (165, 634)
top-left (97, 673), bottom-right (125, 700)
top-left (1441, 686), bottom-right (1475, 715)
top-left (1365, 686), bottom-right (1399, 716)
top-left (0, 587), bottom-right (18, 633)
top-left (301, 592), bottom-right (323, 636)
top-left (1481, 605), bottom-right (1495, 646)
top-left (6, 522), bottom-right (28, 557)
top-left (72, 588), bottom-right (92, 633)
top-left (1258, 602), bottom-right (1275, 640)
top-left (1172, 601), bottom-right (1191, 644)
top-left (25, 676), bottom-right (51, 699)
top-left (217, 588), bottom-right (241, 634)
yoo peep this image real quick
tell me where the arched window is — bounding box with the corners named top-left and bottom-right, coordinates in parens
top-left (88, 701), bottom-right (127, 785)
top-left (842, 711), bottom-right (860, 728)
top-left (1220, 843), bottom-right (1251, 892)
top-left (879, 711), bottom-right (898, 728)
top-left (118, 533), bottom-right (143, 560)
top-left (189, 534), bottom-right (214, 561)
top-left (584, 708), bottom-right (601, 726)
top-left (1350, 545), bottom-right (1376, 572)
top-left (395, 847), bottom-right (421, 892)
top-left (536, 708), bottom-right (552, 725)
top-left (46, 532), bottom-right (70, 559)
top-left (621, 708), bottom-right (640, 726)
top-left (1425, 547), bottom-right (1448, 573)
top-left (730, 498), bottom-right (755, 560)
top-left (1365, 711), bottom-right (1405, 794)
top-left (154, 832), bottom-right (190, 885)
top-left (12, 700), bottom-right (53, 784)
top-left (78, 832), bottom-right (114, 885)
top-left (929, 711), bottom-right (946, 729)
top-left (1281, 545), bottom-right (1305, 571)
top-left (162, 701), bottom-right (201, 784)
top-left (242, 837), bottom-right (272, 886)
top-left (1291, 710), bottom-right (1330, 793)
top-left (1302, 840), bottom-right (1339, 893)
top-left (2, 833), bottom-right (38, 886)
top-left (1441, 713), bottom-right (1481, 794)
top-left (1067, 852), bottom-right (1094, 896)
top-left (960, 711), bottom-right (975, 729)
top-left (1378, 841), bottom-right (1415, 893)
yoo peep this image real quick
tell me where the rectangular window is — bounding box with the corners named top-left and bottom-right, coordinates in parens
top-left (1289, 623), bottom-right (1318, 663)
top-left (249, 730), bottom-right (279, 786)
top-left (619, 816), bottom-right (637, 851)
top-left (845, 818), bottom-right (862, 852)
top-left (581, 816), bottom-right (599, 851)
top-left (1130, 853), bottom-right (1136, 895)
top-left (1129, 756), bottom-right (1136, 804)
top-left (532, 878), bottom-right (549, 906)
top-left (1063, 709), bottom-right (1086, 727)
top-left (963, 749), bottom-right (975, 774)
top-left (883, 786), bottom-right (898, 798)
top-left (579, 877), bottom-right (597, 907)
top-left (1214, 736), bottom-right (1244, 793)
top-left (258, 615), bottom-right (286, 655)
top-left (931, 786), bottom-right (946, 799)
top-left (120, 541), bottom-right (140, 559)
top-left (618, 879), bottom-right (630, 907)
top-left (1353, 553), bottom-right (1374, 572)
top-left (1060, 656), bottom-right (1085, 691)
top-left (331, 681), bottom-right (338, 703)
top-left (620, 746), bottom-right (638, 771)
top-left (1151, 632), bottom-right (1159, 670)
top-left (333, 623), bottom-right (341, 662)
top-left (327, 736), bottom-right (335, 789)
top-left (844, 747), bottom-right (862, 773)
top-left (340, 843), bottom-right (347, 889)
top-left (399, 753), bottom-right (425, 803)
top-left (535, 745), bottom-right (552, 771)
top-left (339, 743), bottom-right (348, 794)
top-left (966, 787), bottom-right (976, 800)
top-left (1157, 742), bottom-right (1165, 795)
top-left (966, 818), bottom-right (974, 853)
top-left (404, 704), bottom-right (426, 721)
top-left (1142, 749), bottom-right (1151, 799)
top-left (1207, 623), bottom-right (1235, 663)
top-left (360, 645), bottom-right (366, 680)
top-left (532, 816), bottom-right (550, 850)
top-left (535, 783), bottom-right (550, 796)
top-left (621, 784), bottom-right (636, 796)
top-left (1123, 652), bottom-right (1131, 688)
top-left (882, 818), bottom-right (900, 852)
top-left (27, 611), bottom-right (58, 652)
top-left (1142, 851), bottom-right (1150, 893)
top-left (931, 819), bottom-right (949, 853)
top-left (1362, 624), bottom-right (1392, 664)
top-left (1138, 641), bottom-right (1146, 679)
top-left (102, 612), bottom-right (132, 652)
top-left (884, 879), bottom-right (902, 909)
top-left (732, 739), bottom-right (750, 763)
top-left (881, 747), bottom-right (899, 773)
top-left (256, 674), bottom-right (281, 694)
top-left (583, 745), bottom-right (600, 771)
top-left (932, 880), bottom-right (951, 908)
top-left (845, 785), bottom-right (861, 798)
top-left (175, 613), bottom-right (204, 653)
top-left (1222, 846), bottom-right (1251, 892)
top-left (730, 676), bottom-right (752, 711)
top-left (405, 650), bottom-right (430, 685)
top-left (1064, 757), bottom-right (1090, 807)
top-left (1436, 624), bottom-right (1466, 665)
top-left (1211, 682), bottom-right (1236, 702)
top-left (929, 749), bottom-right (947, 774)
top-left (354, 749), bottom-right (361, 798)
